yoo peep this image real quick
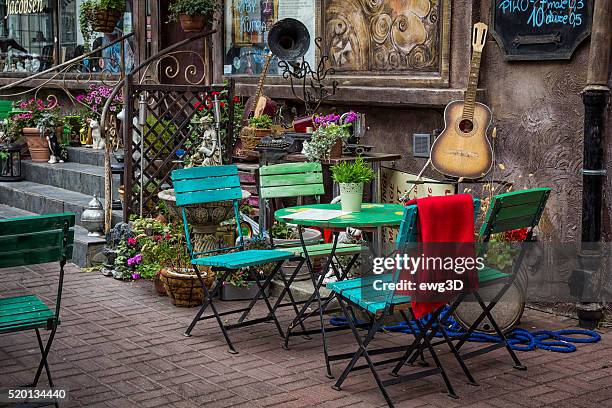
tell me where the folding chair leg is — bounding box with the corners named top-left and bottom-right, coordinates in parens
top-left (409, 309), bottom-right (458, 399)
top-left (270, 259), bottom-right (308, 334)
top-left (474, 292), bottom-right (526, 370)
top-left (252, 261), bottom-right (286, 340)
top-left (332, 298), bottom-right (394, 408)
top-left (437, 316), bottom-right (478, 385)
top-left (186, 268), bottom-right (238, 354)
top-left (31, 327), bottom-right (57, 388)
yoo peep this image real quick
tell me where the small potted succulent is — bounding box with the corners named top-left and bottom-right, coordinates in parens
top-left (331, 156), bottom-right (375, 213)
top-left (168, 0), bottom-right (220, 32)
top-left (79, 0), bottom-right (126, 47)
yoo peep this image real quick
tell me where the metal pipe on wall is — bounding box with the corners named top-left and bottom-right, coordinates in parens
top-left (571, 0), bottom-right (612, 328)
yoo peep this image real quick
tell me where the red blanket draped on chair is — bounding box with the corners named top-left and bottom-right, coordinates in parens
top-left (400, 194), bottom-right (478, 318)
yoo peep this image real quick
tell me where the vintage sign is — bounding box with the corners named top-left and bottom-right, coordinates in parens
top-left (7, 0), bottom-right (44, 15)
top-left (380, 166), bottom-right (454, 250)
top-left (491, 0), bottom-right (593, 60)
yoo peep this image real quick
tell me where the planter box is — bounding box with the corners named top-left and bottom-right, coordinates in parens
top-left (220, 281), bottom-right (270, 301)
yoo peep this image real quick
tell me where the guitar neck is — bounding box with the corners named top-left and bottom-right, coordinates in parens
top-left (462, 50), bottom-right (482, 121)
top-left (253, 54), bottom-right (272, 103)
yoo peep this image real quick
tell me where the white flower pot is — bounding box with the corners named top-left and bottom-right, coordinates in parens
top-left (339, 182), bottom-right (364, 213)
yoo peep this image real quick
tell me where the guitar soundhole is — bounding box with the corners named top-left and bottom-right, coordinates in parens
top-left (459, 119), bottom-right (474, 133)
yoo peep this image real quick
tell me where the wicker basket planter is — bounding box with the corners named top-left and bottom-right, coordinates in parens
top-left (160, 267), bottom-right (215, 307)
top-left (90, 9), bottom-right (123, 33)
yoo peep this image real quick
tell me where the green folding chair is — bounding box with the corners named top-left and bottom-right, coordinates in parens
top-left (391, 188), bottom-right (551, 376)
top-left (257, 162), bottom-right (369, 377)
top-left (172, 165), bottom-right (294, 354)
top-left (327, 202), bottom-right (480, 407)
top-left (0, 213), bottom-right (75, 399)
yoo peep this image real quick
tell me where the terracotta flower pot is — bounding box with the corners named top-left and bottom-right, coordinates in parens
top-left (179, 14), bottom-right (207, 32)
top-left (330, 139), bottom-right (343, 158)
top-left (23, 128), bottom-right (49, 162)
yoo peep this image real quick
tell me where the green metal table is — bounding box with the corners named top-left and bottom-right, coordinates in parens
top-left (275, 202), bottom-right (404, 378)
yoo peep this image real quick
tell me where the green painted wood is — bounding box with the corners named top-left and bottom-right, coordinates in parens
top-left (0, 213), bottom-right (75, 236)
top-left (275, 203), bottom-right (405, 228)
top-left (282, 243), bottom-right (367, 257)
top-left (0, 230), bottom-right (75, 253)
top-left (0, 245), bottom-right (74, 269)
top-left (259, 162), bottom-right (322, 176)
top-left (396, 206), bottom-right (417, 248)
top-left (0, 296), bottom-right (50, 314)
top-left (261, 184), bottom-right (325, 199)
top-left (260, 172), bottom-right (323, 188)
top-left (478, 267), bottom-right (510, 283)
top-left (0, 100), bottom-right (12, 120)
top-left (495, 188), bottom-right (550, 207)
top-left (171, 165), bottom-right (237, 181)
top-left (173, 174), bottom-right (241, 194)
top-left (493, 202), bottom-right (543, 222)
top-left (489, 215), bottom-right (539, 234)
top-left (192, 249), bottom-right (294, 269)
top-left (175, 187), bottom-right (243, 206)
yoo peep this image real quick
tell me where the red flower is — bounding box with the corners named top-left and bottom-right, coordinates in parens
top-left (503, 228), bottom-right (529, 242)
top-left (194, 101), bottom-right (204, 111)
top-left (127, 237), bottom-right (137, 246)
top-left (233, 96), bottom-right (240, 103)
top-left (211, 91), bottom-right (220, 96)
top-left (220, 101), bottom-right (226, 108)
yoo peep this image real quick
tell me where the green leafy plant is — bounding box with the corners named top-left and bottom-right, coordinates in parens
top-left (79, 0), bottom-right (126, 49)
top-left (270, 221), bottom-right (299, 240)
top-left (145, 116), bottom-right (177, 157)
top-left (168, 0), bottom-right (221, 21)
top-left (248, 114), bottom-right (273, 130)
top-left (302, 123), bottom-right (350, 162)
top-left (331, 156), bottom-right (375, 184)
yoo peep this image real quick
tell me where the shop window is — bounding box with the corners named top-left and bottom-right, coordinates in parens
top-left (0, 0), bottom-right (133, 74)
top-left (224, 0), bottom-right (316, 76)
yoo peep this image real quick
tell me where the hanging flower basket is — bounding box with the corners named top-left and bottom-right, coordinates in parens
top-left (91, 9), bottom-right (123, 33)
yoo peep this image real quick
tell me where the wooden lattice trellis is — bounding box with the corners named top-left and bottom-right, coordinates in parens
top-left (123, 80), bottom-right (235, 218)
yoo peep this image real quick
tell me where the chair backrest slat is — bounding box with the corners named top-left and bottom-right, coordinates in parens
top-left (480, 188), bottom-right (550, 239)
top-left (171, 165), bottom-right (242, 206)
top-left (259, 162), bottom-right (324, 199)
top-left (0, 213), bottom-right (75, 268)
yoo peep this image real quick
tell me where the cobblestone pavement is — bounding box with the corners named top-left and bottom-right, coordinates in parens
top-left (1, 263), bottom-right (611, 408)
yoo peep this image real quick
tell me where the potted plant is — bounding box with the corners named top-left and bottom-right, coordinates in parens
top-left (168, 0), bottom-right (220, 32)
top-left (248, 114), bottom-right (273, 137)
top-left (302, 112), bottom-right (356, 161)
top-left (79, 0), bottom-right (126, 47)
top-left (331, 156), bottom-right (375, 213)
top-left (9, 99), bottom-right (63, 163)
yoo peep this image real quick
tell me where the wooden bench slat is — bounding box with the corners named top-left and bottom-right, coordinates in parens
top-left (0, 213), bottom-right (75, 236)
top-left (172, 165), bottom-right (237, 180)
top-left (0, 245), bottom-right (74, 269)
top-left (175, 187), bottom-right (242, 206)
top-left (0, 230), bottom-right (75, 253)
top-left (173, 174), bottom-right (241, 194)
top-left (259, 162), bottom-right (321, 176)
top-left (260, 184), bottom-right (325, 199)
top-left (260, 172), bottom-right (323, 188)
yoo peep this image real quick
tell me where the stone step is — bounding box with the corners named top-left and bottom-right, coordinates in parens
top-left (0, 204), bottom-right (105, 267)
top-left (66, 146), bottom-right (122, 167)
top-left (21, 160), bottom-right (120, 199)
top-left (0, 180), bottom-right (123, 227)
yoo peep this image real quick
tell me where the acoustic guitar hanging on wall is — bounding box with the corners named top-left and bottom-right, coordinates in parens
top-left (430, 22), bottom-right (493, 180)
top-left (241, 52), bottom-right (278, 125)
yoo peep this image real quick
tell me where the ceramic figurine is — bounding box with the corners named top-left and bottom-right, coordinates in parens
top-left (47, 131), bottom-right (64, 164)
top-left (90, 118), bottom-right (104, 149)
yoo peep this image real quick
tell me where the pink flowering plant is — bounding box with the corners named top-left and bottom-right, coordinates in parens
top-left (75, 84), bottom-right (123, 120)
top-left (5, 98), bottom-right (62, 140)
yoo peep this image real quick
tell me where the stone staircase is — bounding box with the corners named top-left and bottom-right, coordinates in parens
top-left (0, 147), bottom-right (123, 267)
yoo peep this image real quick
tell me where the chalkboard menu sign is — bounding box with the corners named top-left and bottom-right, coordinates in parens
top-left (490, 0), bottom-right (593, 60)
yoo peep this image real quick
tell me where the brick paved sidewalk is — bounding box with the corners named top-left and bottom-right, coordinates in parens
top-left (1, 263), bottom-right (611, 408)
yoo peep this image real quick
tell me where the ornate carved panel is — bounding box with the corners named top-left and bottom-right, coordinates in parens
top-left (323, 0), bottom-right (449, 80)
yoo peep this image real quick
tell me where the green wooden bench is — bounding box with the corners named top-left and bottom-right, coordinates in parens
top-left (0, 213), bottom-right (75, 392)
top-left (0, 100), bottom-right (14, 121)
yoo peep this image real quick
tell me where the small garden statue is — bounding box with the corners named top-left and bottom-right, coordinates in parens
top-left (89, 118), bottom-right (104, 150)
top-left (186, 115), bottom-right (220, 167)
top-left (47, 131), bottom-right (64, 164)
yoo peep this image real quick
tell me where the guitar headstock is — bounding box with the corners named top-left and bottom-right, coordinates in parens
top-left (472, 22), bottom-right (488, 53)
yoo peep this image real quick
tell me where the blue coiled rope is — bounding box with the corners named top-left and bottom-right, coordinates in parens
top-left (329, 307), bottom-right (600, 353)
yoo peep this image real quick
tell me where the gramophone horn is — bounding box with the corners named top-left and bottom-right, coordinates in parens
top-left (268, 18), bottom-right (310, 61)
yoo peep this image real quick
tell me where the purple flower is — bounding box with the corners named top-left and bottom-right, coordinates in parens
top-left (127, 254), bottom-right (143, 267)
top-left (344, 111), bottom-right (358, 124)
